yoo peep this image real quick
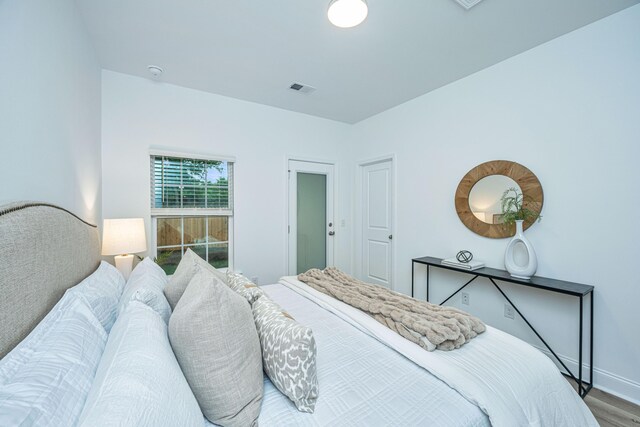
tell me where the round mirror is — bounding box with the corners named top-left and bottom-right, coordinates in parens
top-left (468, 175), bottom-right (521, 225)
top-left (455, 160), bottom-right (543, 239)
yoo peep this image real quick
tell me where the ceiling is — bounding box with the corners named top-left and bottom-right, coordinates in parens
top-left (76, 0), bottom-right (638, 123)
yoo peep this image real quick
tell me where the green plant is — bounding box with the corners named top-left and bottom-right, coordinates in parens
top-left (500, 187), bottom-right (542, 227)
top-left (154, 250), bottom-right (174, 266)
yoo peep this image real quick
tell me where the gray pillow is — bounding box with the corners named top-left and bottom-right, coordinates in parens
top-left (168, 269), bottom-right (263, 427)
top-left (163, 248), bottom-right (227, 309)
top-left (253, 295), bottom-right (319, 412)
top-left (226, 270), bottom-right (264, 304)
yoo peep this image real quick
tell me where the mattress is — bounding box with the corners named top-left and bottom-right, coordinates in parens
top-left (205, 283), bottom-right (490, 427)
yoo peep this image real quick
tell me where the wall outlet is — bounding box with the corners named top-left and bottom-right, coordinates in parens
top-left (251, 276), bottom-right (259, 285)
top-left (461, 292), bottom-right (470, 305)
top-left (504, 304), bottom-right (515, 319)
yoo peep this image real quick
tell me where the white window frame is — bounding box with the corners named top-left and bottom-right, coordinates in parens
top-left (150, 149), bottom-right (235, 271)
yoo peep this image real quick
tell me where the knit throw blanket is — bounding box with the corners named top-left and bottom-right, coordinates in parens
top-left (297, 268), bottom-right (485, 351)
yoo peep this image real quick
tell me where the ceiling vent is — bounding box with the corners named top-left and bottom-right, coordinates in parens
top-left (289, 83), bottom-right (316, 94)
top-left (453, 0), bottom-right (483, 10)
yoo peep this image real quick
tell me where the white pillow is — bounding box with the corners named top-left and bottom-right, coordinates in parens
top-left (117, 257), bottom-right (171, 323)
top-left (0, 294), bottom-right (108, 426)
top-left (78, 301), bottom-right (203, 427)
top-left (68, 261), bottom-right (126, 332)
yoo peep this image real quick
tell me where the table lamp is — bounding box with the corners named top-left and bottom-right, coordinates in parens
top-left (102, 218), bottom-right (147, 280)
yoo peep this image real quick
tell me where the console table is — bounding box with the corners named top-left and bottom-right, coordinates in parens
top-left (411, 256), bottom-right (594, 398)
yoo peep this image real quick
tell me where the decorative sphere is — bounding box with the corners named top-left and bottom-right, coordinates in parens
top-left (456, 250), bottom-right (473, 263)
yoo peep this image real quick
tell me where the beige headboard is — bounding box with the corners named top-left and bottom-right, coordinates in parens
top-left (0, 202), bottom-right (101, 358)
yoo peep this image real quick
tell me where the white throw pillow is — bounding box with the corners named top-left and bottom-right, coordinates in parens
top-left (78, 301), bottom-right (202, 427)
top-left (117, 257), bottom-right (171, 323)
top-left (0, 294), bottom-right (108, 426)
top-left (68, 261), bottom-right (126, 332)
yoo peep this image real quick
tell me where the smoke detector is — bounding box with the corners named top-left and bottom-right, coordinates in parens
top-left (453, 0), bottom-right (483, 10)
top-left (289, 82), bottom-right (316, 94)
top-left (147, 65), bottom-right (164, 77)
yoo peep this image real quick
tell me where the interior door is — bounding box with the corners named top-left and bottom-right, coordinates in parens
top-left (288, 160), bottom-right (335, 275)
top-left (362, 160), bottom-right (393, 288)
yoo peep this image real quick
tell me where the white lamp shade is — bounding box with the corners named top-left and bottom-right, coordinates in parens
top-left (102, 218), bottom-right (147, 256)
top-left (328, 0), bottom-right (368, 28)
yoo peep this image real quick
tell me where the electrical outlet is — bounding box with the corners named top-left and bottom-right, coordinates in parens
top-left (461, 292), bottom-right (470, 305)
top-left (251, 276), bottom-right (259, 285)
top-left (504, 304), bottom-right (515, 319)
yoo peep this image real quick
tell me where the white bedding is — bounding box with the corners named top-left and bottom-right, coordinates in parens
top-left (206, 283), bottom-right (490, 427)
top-left (279, 276), bottom-right (598, 427)
top-left (0, 293), bottom-right (108, 426)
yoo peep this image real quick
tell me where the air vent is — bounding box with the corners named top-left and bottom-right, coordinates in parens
top-left (453, 0), bottom-right (483, 10)
top-left (289, 82), bottom-right (316, 94)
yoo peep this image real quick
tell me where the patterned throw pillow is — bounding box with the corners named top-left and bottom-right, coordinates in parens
top-left (252, 295), bottom-right (318, 413)
top-left (226, 271), bottom-right (264, 304)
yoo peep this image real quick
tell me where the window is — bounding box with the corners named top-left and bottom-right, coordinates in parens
top-left (150, 152), bottom-right (234, 274)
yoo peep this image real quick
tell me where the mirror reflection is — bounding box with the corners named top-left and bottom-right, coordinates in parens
top-left (468, 175), bottom-right (521, 225)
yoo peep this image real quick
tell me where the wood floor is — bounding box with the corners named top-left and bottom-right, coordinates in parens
top-left (566, 378), bottom-right (640, 427)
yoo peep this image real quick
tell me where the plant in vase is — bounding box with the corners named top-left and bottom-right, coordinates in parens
top-left (500, 187), bottom-right (542, 228)
top-left (500, 187), bottom-right (542, 280)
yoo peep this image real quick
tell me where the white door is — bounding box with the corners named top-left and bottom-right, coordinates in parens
top-left (362, 160), bottom-right (393, 288)
top-left (288, 160), bottom-right (335, 275)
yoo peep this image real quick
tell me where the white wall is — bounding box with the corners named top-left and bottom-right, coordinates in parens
top-left (100, 4), bottom-right (639, 403)
top-left (351, 5), bottom-right (640, 402)
top-left (101, 71), bottom-right (353, 285)
top-left (0, 0), bottom-right (102, 224)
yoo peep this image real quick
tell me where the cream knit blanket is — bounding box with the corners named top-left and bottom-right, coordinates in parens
top-left (297, 268), bottom-right (485, 351)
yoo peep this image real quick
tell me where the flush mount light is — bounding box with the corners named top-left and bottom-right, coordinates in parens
top-left (328, 0), bottom-right (368, 28)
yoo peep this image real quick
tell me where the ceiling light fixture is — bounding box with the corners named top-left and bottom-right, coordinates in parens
top-left (328, 0), bottom-right (368, 28)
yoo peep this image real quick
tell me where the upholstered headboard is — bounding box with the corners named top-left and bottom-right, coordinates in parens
top-left (0, 202), bottom-right (101, 358)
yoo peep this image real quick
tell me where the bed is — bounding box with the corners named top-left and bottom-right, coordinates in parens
top-left (0, 202), bottom-right (598, 427)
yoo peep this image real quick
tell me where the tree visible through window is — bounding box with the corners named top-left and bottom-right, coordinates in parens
top-left (151, 154), bottom-right (233, 274)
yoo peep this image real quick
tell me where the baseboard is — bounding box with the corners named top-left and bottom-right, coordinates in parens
top-left (533, 345), bottom-right (640, 405)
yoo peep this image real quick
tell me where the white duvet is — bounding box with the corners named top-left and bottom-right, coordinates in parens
top-left (206, 282), bottom-right (490, 427)
top-left (279, 276), bottom-right (598, 427)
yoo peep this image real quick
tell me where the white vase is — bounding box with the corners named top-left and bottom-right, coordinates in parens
top-left (504, 220), bottom-right (537, 280)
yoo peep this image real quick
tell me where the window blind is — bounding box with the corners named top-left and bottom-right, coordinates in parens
top-left (150, 155), bottom-right (234, 215)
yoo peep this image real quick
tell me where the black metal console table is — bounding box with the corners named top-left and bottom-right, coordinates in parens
top-left (411, 256), bottom-right (594, 398)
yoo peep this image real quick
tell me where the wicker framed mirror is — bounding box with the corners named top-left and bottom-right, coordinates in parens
top-left (455, 160), bottom-right (543, 239)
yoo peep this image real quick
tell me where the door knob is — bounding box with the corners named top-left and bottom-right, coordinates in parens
top-left (328, 231), bottom-right (335, 236)
top-left (388, 235), bottom-right (393, 240)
